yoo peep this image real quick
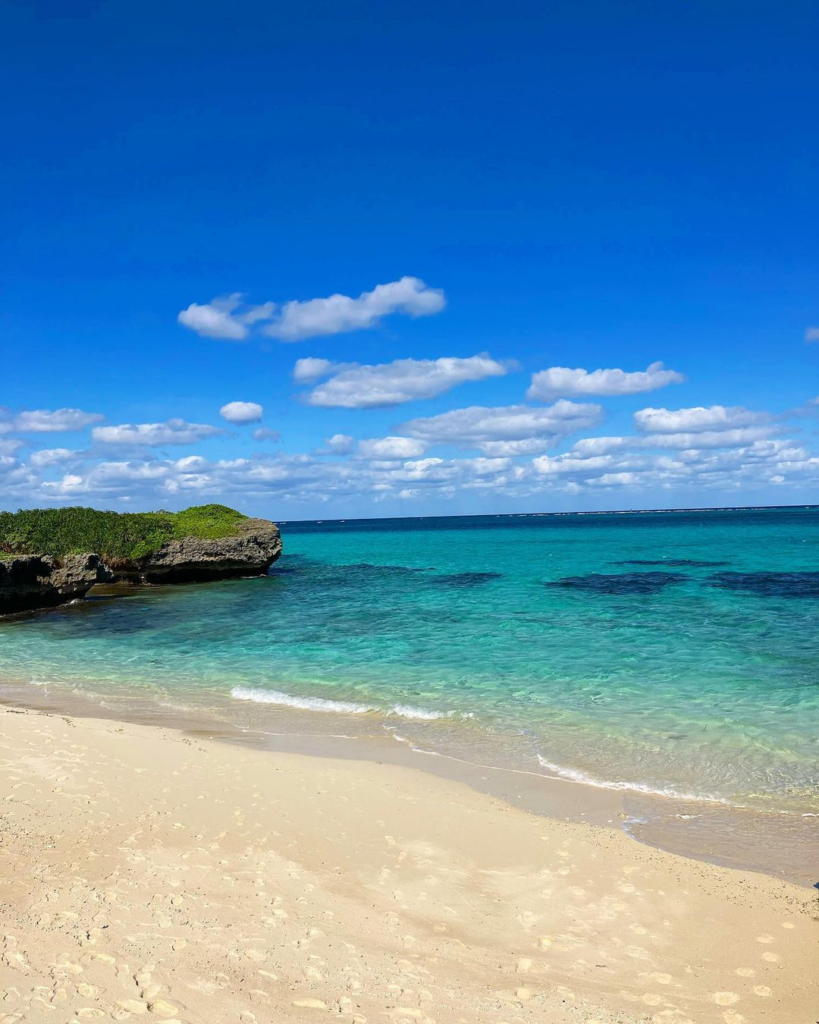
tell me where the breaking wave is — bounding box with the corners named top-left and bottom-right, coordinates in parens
top-left (230, 686), bottom-right (451, 721)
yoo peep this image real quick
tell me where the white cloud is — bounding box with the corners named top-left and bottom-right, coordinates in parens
top-left (266, 277), bottom-right (445, 342)
top-left (219, 401), bottom-right (264, 424)
top-left (587, 471), bottom-right (642, 488)
top-left (804, 327), bottom-right (819, 342)
top-left (640, 427), bottom-right (778, 449)
top-left (401, 400), bottom-right (603, 453)
top-left (634, 405), bottom-right (770, 434)
top-left (180, 278), bottom-right (445, 344)
top-left (460, 456), bottom-right (512, 475)
top-left (293, 357), bottom-right (337, 383)
top-left (325, 433), bottom-right (355, 454)
top-left (569, 426), bottom-right (778, 455)
top-left (0, 438), bottom-right (23, 456)
top-left (177, 294), bottom-right (276, 341)
top-left (358, 436), bottom-right (428, 459)
top-left (533, 453), bottom-right (617, 476)
top-left (527, 361), bottom-right (685, 401)
top-left (252, 427), bottom-right (281, 442)
top-left (8, 424), bottom-right (818, 510)
top-left (92, 419), bottom-right (224, 446)
top-left (476, 438), bottom-right (556, 456)
top-left (530, 431), bottom-right (815, 493)
top-left (302, 354), bottom-right (509, 409)
top-left (569, 436), bottom-right (632, 457)
top-left (6, 408), bottom-right (104, 433)
top-left (29, 448), bottom-right (76, 467)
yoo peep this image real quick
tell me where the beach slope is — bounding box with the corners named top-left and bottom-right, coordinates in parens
top-left (0, 707), bottom-right (815, 1023)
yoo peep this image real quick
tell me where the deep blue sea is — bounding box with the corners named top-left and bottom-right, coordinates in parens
top-left (1, 507), bottom-right (818, 820)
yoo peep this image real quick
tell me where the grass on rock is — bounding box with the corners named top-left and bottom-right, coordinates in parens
top-left (0, 505), bottom-right (248, 566)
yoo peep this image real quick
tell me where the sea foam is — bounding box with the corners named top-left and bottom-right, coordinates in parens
top-left (230, 686), bottom-right (448, 721)
top-left (536, 755), bottom-right (732, 805)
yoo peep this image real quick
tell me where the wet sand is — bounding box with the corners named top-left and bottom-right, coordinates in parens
top-left (0, 706), bottom-right (816, 1023)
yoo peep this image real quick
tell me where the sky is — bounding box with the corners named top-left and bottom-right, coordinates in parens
top-left (2, 0), bottom-right (818, 519)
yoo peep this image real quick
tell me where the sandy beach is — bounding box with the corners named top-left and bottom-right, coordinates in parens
top-left (0, 707), bottom-right (815, 1024)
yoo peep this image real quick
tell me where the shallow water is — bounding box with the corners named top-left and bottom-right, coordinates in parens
top-left (1, 506), bottom-right (818, 864)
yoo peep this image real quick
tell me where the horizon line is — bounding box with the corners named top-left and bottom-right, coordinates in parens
top-left (276, 502), bottom-right (819, 525)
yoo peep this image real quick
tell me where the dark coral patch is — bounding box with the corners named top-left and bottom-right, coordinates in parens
top-left (547, 571), bottom-right (687, 595)
top-left (706, 571), bottom-right (819, 598)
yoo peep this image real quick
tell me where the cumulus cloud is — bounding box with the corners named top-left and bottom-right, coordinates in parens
top-left (325, 434), bottom-right (355, 454)
top-left (527, 361), bottom-right (685, 401)
top-left (533, 453), bottom-right (617, 476)
top-left (7, 424), bottom-right (818, 510)
top-left (569, 426), bottom-right (778, 455)
top-left (293, 357), bottom-right (337, 383)
top-left (29, 448), bottom-right (77, 467)
top-left (634, 405), bottom-right (770, 434)
top-left (3, 408), bottom-right (105, 433)
top-left (177, 294), bottom-right (275, 341)
top-left (92, 419), bottom-right (224, 446)
top-left (301, 354), bottom-right (509, 409)
top-left (219, 401), bottom-right (264, 424)
top-left (358, 436), bottom-right (428, 459)
top-left (179, 278), bottom-right (445, 343)
top-left (266, 277), bottom-right (445, 342)
top-left (401, 401), bottom-right (603, 453)
top-left (531, 432), bottom-right (812, 493)
top-left (12, 449), bottom-right (531, 508)
top-left (476, 438), bottom-right (556, 456)
top-left (641, 427), bottom-right (778, 449)
top-left (805, 327), bottom-right (819, 343)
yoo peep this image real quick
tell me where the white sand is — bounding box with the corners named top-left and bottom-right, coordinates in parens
top-left (0, 706), bottom-right (815, 1023)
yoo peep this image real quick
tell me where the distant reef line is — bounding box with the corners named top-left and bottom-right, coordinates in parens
top-left (0, 504), bottom-right (282, 616)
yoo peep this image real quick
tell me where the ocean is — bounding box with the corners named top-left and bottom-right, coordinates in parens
top-left (2, 506), bottom-right (817, 871)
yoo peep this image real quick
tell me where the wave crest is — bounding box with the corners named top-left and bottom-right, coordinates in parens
top-left (536, 755), bottom-right (731, 805)
top-left (230, 686), bottom-right (449, 721)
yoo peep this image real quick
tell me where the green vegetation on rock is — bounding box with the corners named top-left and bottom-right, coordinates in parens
top-left (0, 505), bottom-right (249, 566)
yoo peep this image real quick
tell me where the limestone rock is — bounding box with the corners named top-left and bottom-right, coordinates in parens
top-left (113, 518), bottom-right (283, 584)
top-left (0, 553), bottom-right (111, 616)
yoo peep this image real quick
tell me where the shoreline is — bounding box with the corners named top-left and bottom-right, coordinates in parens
top-left (1, 676), bottom-right (817, 889)
top-left (0, 702), bottom-right (816, 1022)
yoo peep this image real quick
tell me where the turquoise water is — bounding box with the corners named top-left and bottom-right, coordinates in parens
top-left (1, 507), bottom-right (818, 817)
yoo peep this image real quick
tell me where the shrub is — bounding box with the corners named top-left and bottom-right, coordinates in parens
top-left (0, 504), bottom-right (248, 565)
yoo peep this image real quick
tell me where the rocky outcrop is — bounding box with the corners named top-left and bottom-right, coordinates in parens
top-left (111, 518), bottom-right (283, 584)
top-left (0, 519), bottom-right (282, 615)
top-left (0, 553), bottom-right (112, 616)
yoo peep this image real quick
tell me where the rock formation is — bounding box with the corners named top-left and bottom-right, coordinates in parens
top-left (0, 553), bottom-right (111, 616)
top-left (0, 516), bottom-right (282, 616)
top-left (112, 518), bottom-right (282, 584)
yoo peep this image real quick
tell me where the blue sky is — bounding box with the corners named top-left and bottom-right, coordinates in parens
top-left (2, 0), bottom-right (817, 518)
